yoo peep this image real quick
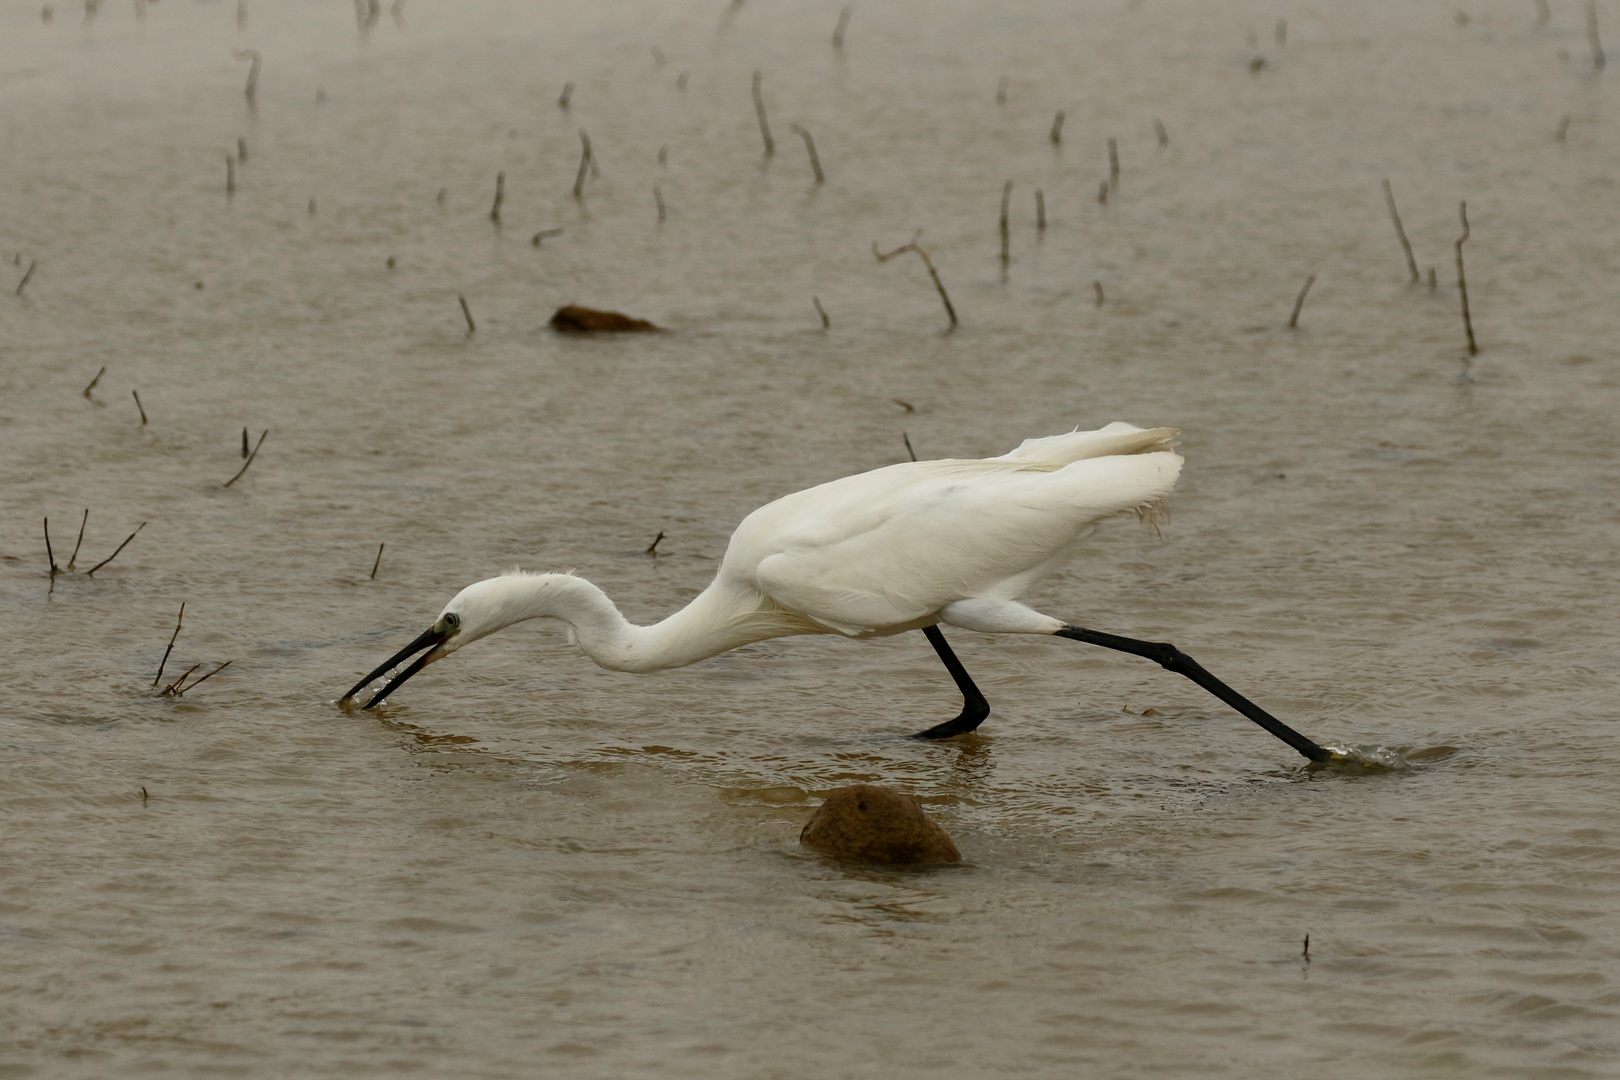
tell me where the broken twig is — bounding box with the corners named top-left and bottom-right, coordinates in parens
top-left (15, 260), bottom-right (37, 297)
top-left (68, 509), bottom-right (88, 570)
top-left (832, 4), bottom-right (851, 47)
top-left (1382, 179), bottom-right (1420, 284)
top-left (44, 518), bottom-right (60, 575)
top-left (572, 130), bottom-right (592, 199)
top-left (224, 429), bottom-right (268, 487)
top-left (788, 124), bottom-right (825, 183)
top-left (874, 232), bottom-right (958, 328)
top-left (370, 543), bottom-right (384, 580)
top-left (645, 531), bottom-right (665, 555)
top-left (813, 295), bottom-right (830, 329)
top-left (132, 390), bottom-right (147, 425)
top-left (83, 366), bottom-right (105, 399)
top-left (85, 521), bottom-right (146, 576)
top-left (752, 71), bottom-right (775, 157)
top-left (1456, 200), bottom-right (1477, 356)
top-left (1288, 274), bottom-right (1316, 328)
top-left (154, 602), bottom-right (184, 687)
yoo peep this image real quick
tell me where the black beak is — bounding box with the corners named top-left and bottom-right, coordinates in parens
top-left (340, 625), bottom-right (449, 708)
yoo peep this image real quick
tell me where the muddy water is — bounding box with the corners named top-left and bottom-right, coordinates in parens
top-left (3, 0), bottom-right (1620, 1076)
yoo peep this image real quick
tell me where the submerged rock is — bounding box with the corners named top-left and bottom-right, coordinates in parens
top-left (550, 305), bottom-right (661, 333)
top-left (799, 784), bottom-right (961, 865)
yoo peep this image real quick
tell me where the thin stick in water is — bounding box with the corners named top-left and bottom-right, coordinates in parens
top-left (1093, 280), bottom-right (1104, 305)
top-left (44, 517), bottom-right (59, 575)
top-left (163, 663), bottom-right (201, 696)
top-left (242, 427), bottom-right (249, 457)
top-left (531, 227), bottom-right (564, 247)
top-left (227, 156), bottom-right (236, 196)
top-left (1382, 179), bottom-right (1420, 284)
top-left (371, 542), bottom-right (384, 580)
top-left (1035, 189), bottom-right (1045, 234)
top-left (874, 232), bottom-right (958, 328)
top-left (233, 49), bottom-right (261, 102)
top-left (572, 129), bottom-right (592, 199)
top-left (752, 71), bottom-right (775, 157)
top-left (83, 366), bottom-right (105, 399)
top-left (1108, 137), bottom-right (1120, 189)
top-left (15, 259), bottom-right (37, 297)
top-left (999, 180), bottom-right (1012, 269)
top-left (1456, 200), bottom-right (1477, 355)
top-left (173, 660), bottom-right (232, 696)
top-left (832, 4), bottom-right (851, 47)
top-left (1589, 0), bottom-right (1606, 69)
top-left (654, 185), bottom-right (666, 221)
top-left (813, 295), bottom-right (829, 329)
top-left (1288, 274), bottom-right (1316, 328)
top-left (645, 531), bottom-right (665, 556)
top-left (154, 601), bottom-right (184, 686)
top-left (1097, 180), bottom-right (1108, 204)
top-left (558, 80), bottom-right (573, 108)
top-left (224, 429), bottom-right (268, 487)
top-left (490, 172), bottom-right (504, 223)
top-left (132, 390), bottom-right (147, 425)
top-left (68, 509), bottom-right (89, 569)
top-left (902, 432), bottom-right (917, 461)
top-left (458, 295), bottom-right (476, 333)
top-left (85, 521), bottom-right (146, 576)
top-left (238, 137), bottom-right (248, 162)
top-left (1154, 118), bottom-right (1169, 147)
top-left (788, 124), bottom-right (824, 183)
top-left (1050, 110), bottom-right (1065, 144)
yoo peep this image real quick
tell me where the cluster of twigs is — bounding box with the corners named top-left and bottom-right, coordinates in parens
top-left (44, 511), bottom-right (145, 579)
top-left (151, 602), bottom-right (233, 697)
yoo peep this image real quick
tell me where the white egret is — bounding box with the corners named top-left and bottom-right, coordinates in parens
top-left (341, 422), bottom-right (1329, 761)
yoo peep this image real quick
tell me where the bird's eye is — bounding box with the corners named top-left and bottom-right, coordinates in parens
top-left (443, 612), bottom-right (461, 630)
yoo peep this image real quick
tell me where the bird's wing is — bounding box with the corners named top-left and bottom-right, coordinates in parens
top-left (743, 451), bottom-right (1182, 635)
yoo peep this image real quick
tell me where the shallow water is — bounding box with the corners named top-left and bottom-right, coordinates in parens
top-left (3, 0), bottom-right (1619, 1076)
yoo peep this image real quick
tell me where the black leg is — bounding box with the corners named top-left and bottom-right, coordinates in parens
top-left (911, 625), bottom-right (991, 739)
top-left (1055, 625), bottom-right (1331, 762)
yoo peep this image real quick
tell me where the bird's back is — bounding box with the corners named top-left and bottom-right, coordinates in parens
top-left (724, 423), bottom-right (1182, 635)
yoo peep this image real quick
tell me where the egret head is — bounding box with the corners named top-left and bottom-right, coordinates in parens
top-left (339, 575), bottom-right (542, 708)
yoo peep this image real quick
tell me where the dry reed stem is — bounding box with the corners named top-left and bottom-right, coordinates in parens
top-left (225, 430), bottom-right (268, 487)
top-left (752, 71), bottom-right (775, 156)
top-left (154, 602), bottom-right (185, 686)
top-left (86, 521), bottom-right (146, 576)
top-left (68, 509), bottom-right (88, 569)
top-left (788, 124), bottom-right (825, 182)
top-left (1382, 179), bottom-right (1420, 283)
top-left (874, 233), bottom-right (958, 328)
top-left (1288, 274), bottom-right (1316, 328)
top-left (572, 130), bottom-right (592, 199)
top-left (1456, 200), bottom-right (1477, 355)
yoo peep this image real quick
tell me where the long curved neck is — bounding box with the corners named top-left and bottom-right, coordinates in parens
top-left (486, 573), bottom-right (802, 673)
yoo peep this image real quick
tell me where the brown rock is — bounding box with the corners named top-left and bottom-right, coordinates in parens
top-left (549, 305), bottom-right (661, 333)
top-left (799, 784), bottom-right (961, 866)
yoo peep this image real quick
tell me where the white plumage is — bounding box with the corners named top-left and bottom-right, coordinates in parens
top-left (341, 422), bottom-right (1182, 711)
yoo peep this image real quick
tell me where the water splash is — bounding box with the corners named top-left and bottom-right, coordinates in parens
top-left (1311, 744), bottom-right (1435, 772)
